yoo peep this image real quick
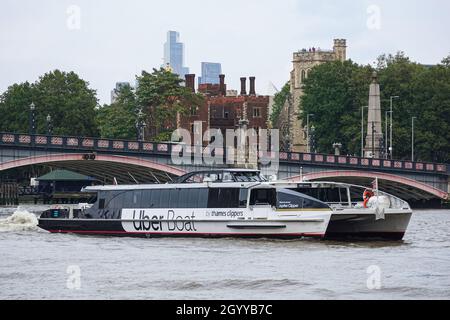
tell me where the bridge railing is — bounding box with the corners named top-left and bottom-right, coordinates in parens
top-left (1, 132), bottom-right (448, 175)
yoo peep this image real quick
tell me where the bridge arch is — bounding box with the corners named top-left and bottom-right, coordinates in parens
top-left (0, 153), bottom-right (187, 184)
top-left (286, 170), bottom-right (448, 201)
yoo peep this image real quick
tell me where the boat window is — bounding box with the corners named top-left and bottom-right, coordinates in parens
top-left (169, 189), bottom-right (180, 207)
top-left (86, 193), bottom-right (98, 204)
top-left (133, 191), bottom-right (142, 207)
top-left (178, 189), bottom-right (189, 208)
top-left (184, 173), bottom-right (205, 183)
top-left (196, 188), bottom-right (208, 208)
top-left (297, 187), bottom-right (347, 204)
top-left (208, 188), bottom-right (240, 208)
top-left (223, 172), bottom-right (234, 182)
top-left (160, 190), bottom-right (170, 208)
top-left (233, 172), bottom-right (265, 182)
top-left (204, 173), bottom-right (221, 182)
top-left (250, 189), bottom-right (276, 206)
top-left (277, 189), bottom-right (329, 210)
top-left (123, 191), bottom-right (133, 208)
top-left (98, 198), bottom-right (105, 209)
top-left (150, 189), bottom-right (161, 208)
top-left (239, 189), bottom-right (248, 208)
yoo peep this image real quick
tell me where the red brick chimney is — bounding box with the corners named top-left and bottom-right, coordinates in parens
top-left (249, 76), bottom-right (256, 95)
top-left (185, 74), bottom-right (195, 93)
top-left (240, 77), bottom-right (247, 96)
top-left (219, 74), bottom-right (226, 96)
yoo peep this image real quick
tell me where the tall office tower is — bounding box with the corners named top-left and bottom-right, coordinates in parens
top-left (163, 31), bottom-right (190, 78)
top-left (198, 62), bottom-right (222, 85)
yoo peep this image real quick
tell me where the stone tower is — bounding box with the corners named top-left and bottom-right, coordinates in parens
top-left (364, 72), bottom-right (384, 158)
top-left (280, 39), bottom-right (347, 153)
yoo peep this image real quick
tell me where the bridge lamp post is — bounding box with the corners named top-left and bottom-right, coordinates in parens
top-left (412, 117), bottom-right (417, 162)
top-left (29, 102), bottom-right (36, 135)
top-left (46, 114), bottom-right (53, 136)
top-left (136, 109), bottom-right (146, 141)
top-left (361, 106), bottom-right (368, 158)
top-left (385, 110), bottom-right (392, 159)
top-left (390, 96), bottom-right (400, 159)
top-left (306, 114), bottom-right (314, 153)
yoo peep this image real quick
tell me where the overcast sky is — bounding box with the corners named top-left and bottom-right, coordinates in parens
top-left (1, 0), bottom-right (449, 105)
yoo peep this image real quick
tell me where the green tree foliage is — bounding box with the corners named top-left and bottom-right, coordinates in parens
top-left (270, 82), bottom-right (290, 126)
top-left (0, 82), bottom-right (34, 132)
top-left (300, 60), bottom-right (373, 156)
top-left (410, 61), bottom-right (450, 162)
top-left (96, 84), bottom-right (138, 140)
top-left (136, 68), bottom-right (204, 140)
top-left (300, 53), bottom-right (450, 162)
top-left (0, 70), bottom-right (99, 137)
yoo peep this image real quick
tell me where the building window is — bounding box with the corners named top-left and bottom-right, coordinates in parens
top-left (253, 107), bottom-right (261, 118)
top-left (191, 106), bottom-right (199, 116)
top-left (301, 70), bottom-right (306, 83)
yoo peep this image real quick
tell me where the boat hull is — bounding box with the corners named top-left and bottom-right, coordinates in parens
top-left (38, 217), bottom-right (330, 239)
top-left (325, 211), bottom-right (413, 241)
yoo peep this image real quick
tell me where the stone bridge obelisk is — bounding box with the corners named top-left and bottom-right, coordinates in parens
top-left (364, 72), bottom-right (383, 158)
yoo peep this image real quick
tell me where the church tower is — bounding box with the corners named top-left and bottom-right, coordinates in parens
top-left (278, 39), bottom-right (347, 153)
top-left (333, 39), bottom-right (347, 62)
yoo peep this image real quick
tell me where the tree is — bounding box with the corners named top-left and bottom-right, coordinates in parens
top-left (375, 53), bottom-right (426, 160)
top-left (0, 70), bottom-right (99, 137)
top-left (410, 63), bottom-right (450, 162)
top-left (270, 82), bottom-right (290, 126)
top-left (300, 60), bottom-right (373, 155)
top-left (33, 70), bottom-right (99, 137)
top-left (299, 52), bottom-right (450, 162)
top-left (0, 82), bottom-right (35, 132)
top-left (96, 84), bottom-right (138, 140)
top-left (136, 68), bottom-right (204, 141)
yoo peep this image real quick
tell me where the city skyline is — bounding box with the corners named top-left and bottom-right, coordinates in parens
top-left (163, 30), bottom-right (189, 79)
top-left (1, 0), bottom-right (450, 105)
top-left (199, 62), bottom-right (222, 85)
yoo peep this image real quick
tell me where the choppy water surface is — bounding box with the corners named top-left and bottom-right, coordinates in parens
top-left (0, 206), bottom-right (449, 300)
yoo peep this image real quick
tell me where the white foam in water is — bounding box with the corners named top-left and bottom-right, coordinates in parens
top-left (0, 208), bottom-right (39, 232)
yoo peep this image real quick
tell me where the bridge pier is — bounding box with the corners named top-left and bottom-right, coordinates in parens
top-left (0, 181), bottom-right (19, 206)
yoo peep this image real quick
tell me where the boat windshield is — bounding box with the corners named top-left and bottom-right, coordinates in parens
top-left (175, 170), bottom-right (267, 184)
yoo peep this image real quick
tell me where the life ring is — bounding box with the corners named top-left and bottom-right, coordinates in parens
top-left (363, 189), bottom-right (374, 208)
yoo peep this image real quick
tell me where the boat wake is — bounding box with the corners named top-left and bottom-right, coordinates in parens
top-left (0, 209), bottom-right (39, 232)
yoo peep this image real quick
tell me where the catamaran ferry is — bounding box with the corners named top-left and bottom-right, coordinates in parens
top-left (37, 169), bottom-right (412, 240)
top-left (38, 170), bottom-right (332, 239)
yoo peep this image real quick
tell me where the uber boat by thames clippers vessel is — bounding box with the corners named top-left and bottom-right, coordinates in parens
top-left (38, 170), bottom-right (332, 239)
top-left (37, 169), bottom-right (413, 240)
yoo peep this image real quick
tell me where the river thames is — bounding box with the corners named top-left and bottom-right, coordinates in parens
top-left (0, 206), bottom-right (449, 300)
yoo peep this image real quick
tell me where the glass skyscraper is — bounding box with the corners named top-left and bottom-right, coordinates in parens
top-left (198, 62), bottom-right (222, 85)
top-left (163, 31), bottom-right (189, 78)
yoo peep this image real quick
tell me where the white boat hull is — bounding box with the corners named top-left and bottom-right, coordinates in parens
top-left (39, 208), bottom-right (332, 239)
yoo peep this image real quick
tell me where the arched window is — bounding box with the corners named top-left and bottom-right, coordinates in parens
top-left (301, 70), bottom-right (306, 83)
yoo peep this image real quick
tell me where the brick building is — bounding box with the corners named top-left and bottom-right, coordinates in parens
top-left (180, 74), bottom-right (270, 143)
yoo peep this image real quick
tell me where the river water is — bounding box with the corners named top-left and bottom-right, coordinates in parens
top-left (0, 206), bottom-right (449, 300)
